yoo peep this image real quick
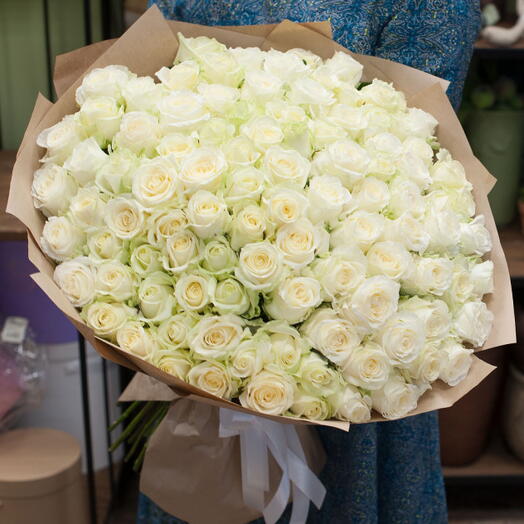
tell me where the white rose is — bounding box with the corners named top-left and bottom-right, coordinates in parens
top-left (95, 149), bottom-right (137, 196)
top-left (366, 241), bottom-right (412, 281)
top-left (297, 353), bottom-right (339, 397)
top-left (197, 118), bottom-right (236, 146)
top-left (199, 49), bottom-right (242, 87)
top-left (187, 190), bottom-right (229, 238)
top-left (288, 76), bottom-right (335, 106)
top-left (131, 158), bottom-right (178, 208)
top-left (388, 177), bottom-right (425, 218)
top-left (264, 146), bottom-right (310, 189)
top-left (406, 341), bottom-right (442, 384)
top-left (32, 163), bottom-right (77, 217)
top-left (69, 187), bottom-right (106, 230)
top-left (113, 112), bottom-right (161, 157)
top-left (426, 188), bottom-right (476, 220)
top-left (444, 264), bottom-right (475, 306)
top-left (229, 46), bottom-right (265, 71)
top-left (386, 213), bottom-right (430, 254)
top-left (229, 334), bottom-right (270, 379)
top-left (310, 246), bottom-right (367, 301)
top-left (240, 368), bottom-right (295, 415)
top-left (176, 33), bottom-right (225, 62)
top-left (453, 301), bottom-right (493, 347)
top-left (286, 48), bottom-right (322, 71)
top-left (438, 338), bottom-right (474, 386)
top-left (156, 133), bottom-right (196, 167)
top-left (187, 361), bottom-right (236, 400)
top-left (460, 215), bottom-right (492, 257)
top-left (430, 150), bottom-right (470, 190)
top-left (95, 261), bottom-right (135, 302)
top-left (63, 137), bottom-right (108, 186)
top-left (326, 104), bottom-right (368, 139)
top-left (84, 301), bottom-right (135, 340)
top-left (470, 260), bottom-right (494, 297)
top-left (157, 90), bottom-right (210, 131)
top-left (349, 176), bottom-right (389, 213)
top-left (401, 256), bottom-right (453, 296)
top-left (342, 341), bottom-right (390, 390)
top-left (360, 106), bottom-right (392, 140)
top-left (211, 277), bottom-right (252, 316)
top-left (265, 101), bottom-right (307, 130)
top-left (104, 197), bottom-right (144, 239)
top-left (163, 229), bottom-right (202, 274)
top-left (393, 107), bottom-right (438, 140)
top-left (265, 276), bottom-right (321, 324)
top-left (241, 117), bottom-right (284, 151)
top-left (138, 272), bottom-right (176, 322)
top-left (263, 49), bottom-right (308, 81)
top-left (201, 237), bottom-right (237, 275)
top-left (36, 115), bottom-right (83, 164)
top-left (155, 60), bottom-right (200, 90)
top-left (360, 79), bottom-right (407, 112)
top-left (157, 313), bottom-right (198, 351)
top-left (402, 136), bottom-right (434, 166)
top-left (263, 322), bottom-right (309, 374)
top-left (223, 136), bottom-right (260, 167)
top-left (41, 216), bottom-right (84, 262)
top-left (175, 271), bottom-right (215, 312)
top-left (122, 76), bottom-right (163, 113)
top-left (313, 139), bottom-right (369, 187)
top-left (189, 314), bottom-right (245, 360)
top-left (130, 244), bottom-right (162, 276)
top-left (313, 51), bottom-right (363, 88)
top-left (147, 209), bottom-right (188, 247)
top-left (328, 385), bottom-right (372, 423)
top-left (225, 167), bottom-right (265, 204)
top-left (243, 70), bottom-right (283, 100)
top-left (308, 119), bottom-right (347, 150)
top-left (262, 187), bottom-right (309, 227)
top-left (79, 97), bottom-right (123, 143)
top-left (371, 374), bottom-right (418, 419)
top-left (87, 229), bottom-right (125, 263)
top-left (275, 218), bottom-right (323, 269)
top-left (396, 153), bottom-right (431, 190)
top-left (154, 350), bottom-right (193, 380)
top-left (197, 83), bottom-right (239, 114)
top-left (178, 147), bottom-right (227, 194)
top-left (54, 257), bottom-right (95, 307)
top-left (330, 211), bottom-right (385, 252)
top-left (235, 241), bottom-right (283, 291)
top-left (76, 65), bottom-right (133, 104)
top-left (290, 390), bottom-right (331, 421)
top-left (230, 205), bottom-right (266, 250)
top-left (365, 133), bottom-right (402, 181)
top-left (116, 321), bottom-right (157, 359)
top-left (377, 311), bottom-right (425, 366)
top-left (301, 308), bottom-right (361, 366)
top-left (423, 206), bottom-right (461, 255)
top-left (345, 276), bottom-right (400, 330)
top-left (399, 296), bottom-right (451, 340)
top-left (307, 175), bottom-right (351, 224)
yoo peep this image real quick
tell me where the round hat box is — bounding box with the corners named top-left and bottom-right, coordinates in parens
top-left (0, 428), bottom-right (89, 524)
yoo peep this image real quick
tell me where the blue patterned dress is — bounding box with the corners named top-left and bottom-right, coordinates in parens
top-left (137, 2), bottom-right (481, 523)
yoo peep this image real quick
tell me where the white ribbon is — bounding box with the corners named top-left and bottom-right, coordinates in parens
top-left (219, 408), bottom-right (326, 524)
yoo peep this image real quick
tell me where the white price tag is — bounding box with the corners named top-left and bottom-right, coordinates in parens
top-left (1, 316), bottom-right (29, 344)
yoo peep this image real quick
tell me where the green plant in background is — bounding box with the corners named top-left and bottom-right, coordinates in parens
top-left (461, 71), bottom-right (524, 227)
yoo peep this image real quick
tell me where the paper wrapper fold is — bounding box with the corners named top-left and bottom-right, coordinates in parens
top-left (138, 397), bottom-right (326, 524)
top-left (6, 5), bottom-right (515, 429)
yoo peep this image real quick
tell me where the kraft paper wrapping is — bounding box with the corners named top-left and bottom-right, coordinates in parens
top-left (6, 5), bottom-right (514, 431)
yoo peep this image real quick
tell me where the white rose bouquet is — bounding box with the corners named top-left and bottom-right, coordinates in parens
top-left (9, 12), bottom-right (514, 430)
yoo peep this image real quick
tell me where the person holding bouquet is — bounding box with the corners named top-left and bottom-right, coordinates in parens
top-left (136, 1), bottom-right (482, 523)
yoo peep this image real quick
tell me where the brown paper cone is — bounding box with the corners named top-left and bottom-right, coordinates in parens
top-left (6, 5), bottom-right (515, 429)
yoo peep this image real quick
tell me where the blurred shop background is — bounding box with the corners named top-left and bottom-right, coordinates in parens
top-left (1, 0), bottom-right (524, 523)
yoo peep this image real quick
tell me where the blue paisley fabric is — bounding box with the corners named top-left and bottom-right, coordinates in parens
top-left (137, 1), bottom-right (481, 523)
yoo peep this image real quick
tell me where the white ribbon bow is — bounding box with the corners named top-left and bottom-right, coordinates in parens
top-left (219, 408), bottom-right (326, 524)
